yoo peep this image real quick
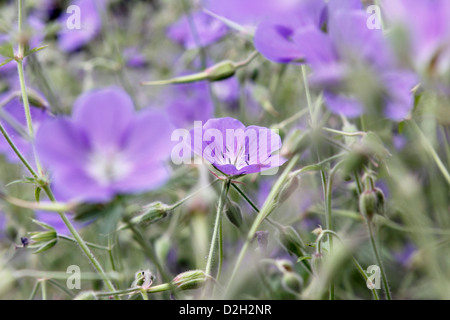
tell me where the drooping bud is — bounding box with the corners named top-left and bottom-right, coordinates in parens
top-left (278, 176), bottom-right (299, 203)
top-left (359, 189), bottom-right (377, 221)
top-left (171, 270), bottom-right (208, 291)
top-left (224, 199), bottom-right (243, 229)
top-left (276, 225), bottom-right (306, 259)
top-left (275, 259), bottom-right (302, 295)
top-left (374, 187), bottom-right (386, 216)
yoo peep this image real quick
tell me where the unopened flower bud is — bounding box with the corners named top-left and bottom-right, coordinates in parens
top-left (374, 187), bottom-right (386, 216)
top-left (119, 202), bottom-right (170, 230)
top-left (224, 199), bottom-right (243, 229)
top-left (28, 220), bottom-right (58, 254)
top-left (276, 225), bottom-right (306, 259)
top-left (205, 60), bottom-right (236, 81)
top-left (171, 270), bottom-right (208, 291)
top-left (281, 271), bottom-right (303, 295)
top-left (278, 176), bottom-right (299, 203)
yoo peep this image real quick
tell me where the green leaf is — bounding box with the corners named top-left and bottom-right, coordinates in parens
top-left (24, 45), bottom-right (48, 57)
top-left (0, 58), bottom-right (13, 68)
top-left (0, 43), bottom-right (14, 59)
top-left (296, 256), bottom-right (312, 263)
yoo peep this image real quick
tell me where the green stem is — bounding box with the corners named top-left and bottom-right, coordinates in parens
top-left (225, 155), bottom-right (300, 295)
top-left (41, 279), bottom-right (47, 300)
top-left (366, 220), bottom-right (392, 300)
top-left (409, 120), bottom-right (450, 185)
top-left (58, 234), bottom-right (110, 251)
top-left (205, 179), bottom-right (231, 279)
top-left (96, 283), bottom-right (172, 298)
top-left (28, 281), bottom-right (41, 300)
top-left (0, 122), bottom-right (38, 179)
top-left (42, 185), bottom-right (118, 298)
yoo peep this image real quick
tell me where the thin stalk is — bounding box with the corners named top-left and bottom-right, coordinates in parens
top-left (42, 185), bottom-right (118, 297)
top-left (409, 120), bottom-right (450, 185)
top-left (41, 279), bottom-right (47, 300)
top-left (96, 283), bottom-right (172, 298)
top-left (225, 155), bottom-right (300, 295)
top-left (205, 179), bottom-right (231, 279)
top-left (58, 234), bottom-right (110, 251)
top-left (366, 220), bottom-right (392, 300)
top-left (28, 281), bottom-right (41, 300)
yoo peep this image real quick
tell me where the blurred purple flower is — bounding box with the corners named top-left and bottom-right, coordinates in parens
top-left (254, 0), bottom-right (326, 63)
top-left (0, 92), bottom-right (49, 164)
top-left (35, 211), bottom-right (79, 236)
top-left (167, 10), bottom-right (228, 49)
top-left (189, 117), bottom-right (287, 176)
top-left (205, 0), bottom-right (302, 33)
top-left (123, 47), bottom-right (147, 68)
top-left (294, 10), bottom-right (417, 120)
top-left (0, 213), bottom-right (6, 239)
top-left (382, 0), bottom-right (450, 77)
top-left (165, 82), bottom-right (214, 129)
top-left (393, 242), bottom-right (417, 268)
top-left (57, 0), bottom-right (107, 52)
top-left (36, 87), bottom-right (174, 203)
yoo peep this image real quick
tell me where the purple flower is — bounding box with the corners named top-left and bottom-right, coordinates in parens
top-left (205, 0), bottom-right (301, 33)
top-left (57, 0), bottom-right (106, 52)
top-left (167, 10), bottom-right (228, 49)
top-left (36, 87), bottom-right (174, 203)
top-left (294, 10), bottom-right (417, 120)
top-left (189, 117), bottom-right (287, 176)
top-left (382, 0), bottom-right (450, 78)
top-left (393, 242), bottom-right (417, 268)
top-left (254, 0), bottom-right (326, 63)
top-left (0, 92), bottom-right (49, 164)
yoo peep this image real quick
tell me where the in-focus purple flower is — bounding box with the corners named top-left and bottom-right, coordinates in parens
top-left (254, 0), bottom-right (326, 63)
top-left (165, 82), bottom-right (214, 129)
top-left (382, 0), bottom-right (450, 78)
top-left (36, 87), bottom-right (174, 203)
top-left (294, 9), bottom-right (417, 120)
top-left (0, 92), bottom-right (49, 164)
top-left (189, 117), bottom-right (287, 176)
top-left (57, 0), bottom-right (106, 52)
top-left (167, 10), bottom-right (228, 49)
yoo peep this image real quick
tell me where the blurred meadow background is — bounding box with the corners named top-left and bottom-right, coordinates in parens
top-left (0, 0), bottom-right (449, 300)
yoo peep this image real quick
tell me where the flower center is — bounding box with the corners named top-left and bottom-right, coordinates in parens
top-left (86, 149), bottom-right (132, 185)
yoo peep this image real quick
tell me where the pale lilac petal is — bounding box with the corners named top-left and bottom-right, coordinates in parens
top-left (72, 87), bottom-right (134, 149)
top-left (323, 91), bottom-right (364, 118)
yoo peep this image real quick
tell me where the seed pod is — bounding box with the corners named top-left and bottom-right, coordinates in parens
top-left (224, 199), bottom-right (243, 229)
top-left (172, 270), bottom-right (208, 291)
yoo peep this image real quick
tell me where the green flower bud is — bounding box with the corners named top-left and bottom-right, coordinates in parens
top-left (277, 225), bottom-right (306, 258)
top-left (119, 202), bottom-right (170, 230)
top-left (74, 291), bottom-right (98, 300)
top-left (205, 60), bottom-right (236, 81)
top-left (28, 219), bottom-right (58, 254)
top-left (155, 234), bottom-right (171, 263)
top-left (171, 270), bottom-right (208, 291)
top-left (359, 189), bottom-right (377, 222)
top-left (224, 199), bottom-right (243, 229)
top-left (281, 271), bottom-right (303, 295)
top-left (278, 176), bottom-right (299, 203)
